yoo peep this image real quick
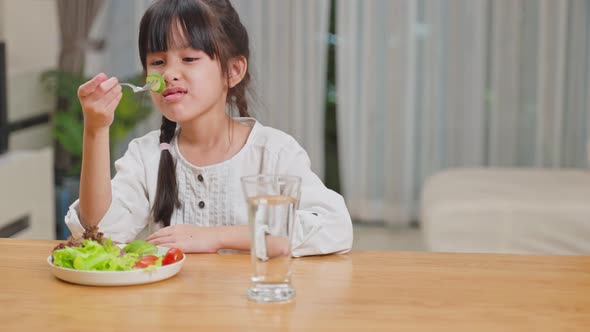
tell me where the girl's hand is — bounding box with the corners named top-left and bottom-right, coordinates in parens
top-left (77, 73), bottom-right (122, 132)
top-left (146, 225), bottom-right (221, 253)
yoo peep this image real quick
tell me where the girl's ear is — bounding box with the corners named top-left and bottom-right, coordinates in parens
top-left (228, 56), bottom-right (248, 88)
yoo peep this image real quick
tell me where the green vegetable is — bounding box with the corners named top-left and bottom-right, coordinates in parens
top-left (146, 73), bottom-right (165, 93)
top-left (123, 240), bottom-right (158, 256)
top-left (52, 239), bottom-right (140, 271)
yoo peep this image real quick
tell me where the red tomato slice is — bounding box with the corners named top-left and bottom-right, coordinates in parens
top-left (162, 248), bottom-right (184, 265)
top-left (134, 255), bottom-right (159, 268)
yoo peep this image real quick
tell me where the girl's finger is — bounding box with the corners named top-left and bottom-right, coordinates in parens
top-left (147, 236), bottom-right (175, 246)
top-left (78, 73), bottom-right (108, 97)
top-left (96, 77), bottom-right (120, 94)
top-left (102, 92), bottom-right (122, 114)
top-left (146, 227), bottom-right (172, 241)
top-left (97, 86), bottom-right (122, 110)
top-left (155, 243), bottom-right (174, 248)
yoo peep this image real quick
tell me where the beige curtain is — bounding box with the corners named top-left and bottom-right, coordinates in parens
top-left (336, 0), bottom-right (590, 225)
top-left (54, 0), bottom-right (103, 176)
top-left (57, 0), bottom-right (104, 74)
top-left (232, 0), bottom-right (331, 179)
top-left (85, 0), bottom-right (154, 78)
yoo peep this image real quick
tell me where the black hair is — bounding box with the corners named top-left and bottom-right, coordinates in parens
top-left (139, 0), bottom-right (251, 226)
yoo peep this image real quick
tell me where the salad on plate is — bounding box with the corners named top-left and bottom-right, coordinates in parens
top-left (51, 227), bottom-right (184, 272)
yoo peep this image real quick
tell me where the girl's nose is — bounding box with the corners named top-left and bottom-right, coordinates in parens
top-left (162, 67), bottom-right (179, 83)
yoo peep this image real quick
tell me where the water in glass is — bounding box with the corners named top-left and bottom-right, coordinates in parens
top-left (241, 174), bottom-right (301, 303)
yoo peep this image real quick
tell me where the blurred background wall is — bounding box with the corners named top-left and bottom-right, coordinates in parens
top-left (1, 0), bottom-right (58, 150)
top-left (0, 0), bottom-right (58, 239)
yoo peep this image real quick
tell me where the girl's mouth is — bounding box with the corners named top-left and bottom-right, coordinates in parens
top-left (162, 87), bottom-right (187, 102)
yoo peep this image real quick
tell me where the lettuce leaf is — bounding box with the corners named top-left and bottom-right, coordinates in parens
top-left (123, 240), bottom-right (158, 256)
top-left (52, 239), bottom-right (141, 271)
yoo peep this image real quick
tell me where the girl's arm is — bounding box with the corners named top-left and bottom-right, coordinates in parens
top-left (79, 127), bottom-right (112, 227)
top-left (277, 142), bottom-right (354, 257)
top-left (147, 225), bottom-right (290, 257)
top-left (77, 73), bottom-right (122, 228)
top-left (66, 137), bottom-right (153, 243)
top-left (217, 225), bottom-right (250, 251)
top-left (217, 226), bottom-right (290, 257)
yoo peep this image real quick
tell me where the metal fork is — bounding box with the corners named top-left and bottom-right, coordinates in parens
top-left (120, 82), bottom-right (154, 93)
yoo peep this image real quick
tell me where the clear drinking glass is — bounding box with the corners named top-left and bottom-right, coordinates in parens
top-left (241, 174), bottom-right (302, 303)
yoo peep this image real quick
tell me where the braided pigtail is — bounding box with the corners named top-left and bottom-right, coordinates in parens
top-left (151, 116), bottom-right (181, 226)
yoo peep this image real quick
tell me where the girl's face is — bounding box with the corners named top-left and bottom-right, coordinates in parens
top-left (146, 36), bottom-right (227, 124)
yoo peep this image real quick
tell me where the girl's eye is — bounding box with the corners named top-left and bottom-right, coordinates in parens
top-left (149, 60), bottom-right (164, 66)
top-left (183, 57), bottom-right (199, 62)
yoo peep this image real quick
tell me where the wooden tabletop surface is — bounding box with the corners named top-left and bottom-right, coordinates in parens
top-left (1, 238), bottom-right (589, 331)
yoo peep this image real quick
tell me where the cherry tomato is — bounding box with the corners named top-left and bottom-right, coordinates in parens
top-left (162, 248), bottom-right (184, 265)
top-left (134, 255), bottom-right (159, 268)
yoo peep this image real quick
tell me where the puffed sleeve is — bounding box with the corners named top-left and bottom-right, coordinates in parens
top-left (276, 142), bottom-right (353, 257)
top-left (65, 139), bottom-right (152, 243)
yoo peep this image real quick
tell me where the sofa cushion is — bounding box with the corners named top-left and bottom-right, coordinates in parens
top-left (421, 168), bottom-right (590, 255)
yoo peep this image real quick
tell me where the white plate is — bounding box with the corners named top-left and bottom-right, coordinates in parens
top-left (48, 245), bottom-right (185, 286)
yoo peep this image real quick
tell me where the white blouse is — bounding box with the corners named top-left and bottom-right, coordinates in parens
top-left (65, 118), bottom-right (353, 257)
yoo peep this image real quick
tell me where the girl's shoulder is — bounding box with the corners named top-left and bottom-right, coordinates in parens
top-left (124, 129), bottom-right (163, 159)
top-left (244, 118), bottom-right (304, 155)
top-left (111, 130), bottom-right (162, 170)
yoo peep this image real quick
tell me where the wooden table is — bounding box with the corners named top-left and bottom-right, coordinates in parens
top-left (1, 238), bottom-right (589, 331)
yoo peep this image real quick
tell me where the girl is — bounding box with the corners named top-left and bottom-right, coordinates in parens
top-left (66, 0), bottom-right (353, 257)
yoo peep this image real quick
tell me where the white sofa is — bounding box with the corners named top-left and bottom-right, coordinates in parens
top-left (421, 168), bottom-right (590, 255)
